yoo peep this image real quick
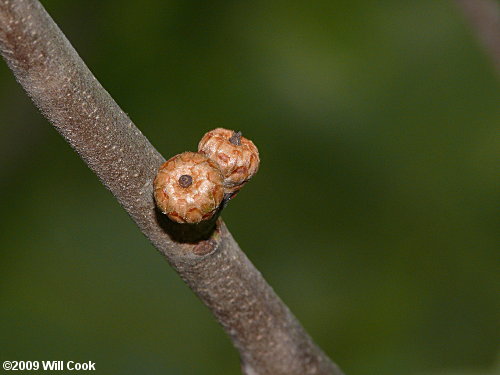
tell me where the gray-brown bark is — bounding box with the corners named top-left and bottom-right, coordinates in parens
top-left (455, 0), bottom-right (500, 76)
top-left (0, 1), bottom-right (344, 374)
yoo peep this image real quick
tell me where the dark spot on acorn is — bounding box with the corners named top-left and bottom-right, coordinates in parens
top-left (178, 174), bottom-right (193, 188)
top-left (229, 131), bottom-right (242, 146)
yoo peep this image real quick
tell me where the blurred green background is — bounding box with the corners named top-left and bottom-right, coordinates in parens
top-left (0, 0), bottom-right (498, 374)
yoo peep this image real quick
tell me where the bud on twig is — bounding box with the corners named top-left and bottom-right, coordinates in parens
top-left (154, 152), bottom-right (224, 224)
top-left (198, 128), bottom-right (260, 194)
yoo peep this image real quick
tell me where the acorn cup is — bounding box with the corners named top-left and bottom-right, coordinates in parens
top-left (198, 128), bottom-right (260, 195)
top-left (153, 152), bottom-right (225, 224)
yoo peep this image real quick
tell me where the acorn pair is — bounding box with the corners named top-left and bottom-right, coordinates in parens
top-left (154, 128), bottom-right (260, 224)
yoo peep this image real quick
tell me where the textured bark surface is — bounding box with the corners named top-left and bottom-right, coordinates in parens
top-left (0, 1), bottom-right (344, 374)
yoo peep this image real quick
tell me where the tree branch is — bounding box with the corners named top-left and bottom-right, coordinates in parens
top-left (0, 1), bottom-right (343, 374)
top-left (455, 0), bottom-right (500, 76)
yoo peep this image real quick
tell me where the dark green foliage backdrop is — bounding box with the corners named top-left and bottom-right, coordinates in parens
top-left (1, 1), bottom-right (498, 374)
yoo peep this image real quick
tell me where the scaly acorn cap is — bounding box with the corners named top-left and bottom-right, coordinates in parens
top-left (198, 128), bottom-right (260, 194)
top-left (154, 152), bottom-right (224, 224)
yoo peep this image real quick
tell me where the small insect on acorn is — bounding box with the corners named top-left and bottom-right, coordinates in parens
top-left (198, 128), bottom-right (260, 195)
top-left (154, 152), bottom-right (225, 224)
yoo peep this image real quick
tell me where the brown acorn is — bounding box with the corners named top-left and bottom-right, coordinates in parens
top-left (198, 128), bottom-right (260, 194)
top-left (154, 152), bottom-right (224, 224)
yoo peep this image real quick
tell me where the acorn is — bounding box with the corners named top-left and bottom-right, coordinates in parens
top-left (198, 128), bottom-right (260, 194)
top-left (154, 152), bottom-right (224, 224)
